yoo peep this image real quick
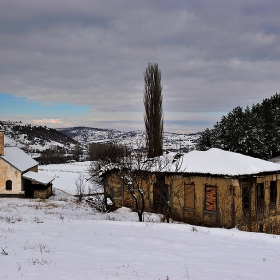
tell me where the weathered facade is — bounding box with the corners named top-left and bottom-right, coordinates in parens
top-left (0, 130), bottom-right (53, 198)
top-left (102, 149), bottom-right (280, 233)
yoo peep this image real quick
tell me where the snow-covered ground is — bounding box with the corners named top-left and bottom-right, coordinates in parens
top-left (39, 161), bottom-right (101, 195)
top-left (1, 162), bottom-right (280, 279)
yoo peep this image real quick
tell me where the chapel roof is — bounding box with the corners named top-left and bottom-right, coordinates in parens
top-left (0, 147), bottom-right (38, 172)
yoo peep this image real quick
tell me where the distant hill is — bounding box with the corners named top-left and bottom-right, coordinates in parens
top-left (57, 126), bottom-right (125, 143)
top-left (0, 121), bottom-right (200, 154)
top-left (0, 121), bottom-right (78, 153)
top-left (58, 126), bottom-right (200, 152)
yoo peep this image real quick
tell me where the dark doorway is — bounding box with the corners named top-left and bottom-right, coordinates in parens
top-left (270, 181), bottom-right (277, 206)
top-left (24, 179), bottom-right (34, 198)
top-left (242, 186), bottom-right (250, 211)
top-left (153, 174), bottom-right (168, 212)
top-left (257, 183), bottom-right (265, 212)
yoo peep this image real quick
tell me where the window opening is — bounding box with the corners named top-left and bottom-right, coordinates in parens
top-left (184, 183), bottom-right (195, 209)
top-left (6, 180), bottom-right (12, 190)
top-left (270, 181), bottom-right (277, 205)
top-left (153, 174), bottom-right (168, 212)
top-left (205, 185), bottom-right (217, 212)
top-left (242, 186), bottom-right (250, 210)
top-left (256, 183), bottom-right (264, 210)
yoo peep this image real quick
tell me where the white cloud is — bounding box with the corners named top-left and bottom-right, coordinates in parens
top-left (33, 118), bottom-right (63, 124)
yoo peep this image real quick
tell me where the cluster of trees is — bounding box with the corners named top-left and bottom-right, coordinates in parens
top-left (38, 145), bottom-right (83, 164)
top-left (197, 93), bottom-right (280, 159)
top-left (89, 142), bottom-right (129, 163)
top-left (38, 148), bottom-right (67, 164)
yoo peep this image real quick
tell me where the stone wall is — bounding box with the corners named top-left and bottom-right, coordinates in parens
top-left (34, 184), bottom-right (52, 199)
top-left (104, 170), bottom-right (280, 230)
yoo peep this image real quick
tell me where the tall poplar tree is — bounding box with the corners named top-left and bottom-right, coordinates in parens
top-left (143, 63), bottom-right (163, 158)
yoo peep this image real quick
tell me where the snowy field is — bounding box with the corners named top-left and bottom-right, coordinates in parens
top-left (39, 161), bottom-right (101, 195)
top-left (1, 162), bottom-right (280, 279)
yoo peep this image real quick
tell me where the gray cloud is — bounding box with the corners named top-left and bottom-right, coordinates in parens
top-left (1, 0), bottom-right (280, 132)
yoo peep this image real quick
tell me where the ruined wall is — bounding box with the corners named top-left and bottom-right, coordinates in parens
top-left (163, 175), bottom-right (240, 228)
top-left (34, 185), bottom-right (52, 199)
top-left (104, 171), bottom-right (153, 210)
top-left (167, 174), bottom-right (280, 230)
top-left (238, 174), bottom-right (280, 233)
top-left (104, 170), bottom-right (239, 227)
top-left (105, 170), bottom-right (280, 230)
top-left (104, 172), bottom-right (123, 208)
top-left (255, 174), bottom-right (280, 216)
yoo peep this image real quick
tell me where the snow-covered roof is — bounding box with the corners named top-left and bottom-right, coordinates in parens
top-left (99, 163), bottom-right (121, 176)
top-left (0, 147), bottom-right (38, 172)
top-left (22, 171), bottom-right (55, 185)
top-left (99, 148), bottom-right (280, 177)
top-left (162, 148), bottom-right (280, 176)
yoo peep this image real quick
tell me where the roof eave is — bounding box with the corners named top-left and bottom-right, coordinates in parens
top-left (22, 175), bottom-right (54, 185)
top-left (0, 156), bottom-right (38, 174)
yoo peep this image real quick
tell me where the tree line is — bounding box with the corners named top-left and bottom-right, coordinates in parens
top-left (196, 93), bottom-right (280, 159)
top-left (37, 145), bottom-right (83, 164)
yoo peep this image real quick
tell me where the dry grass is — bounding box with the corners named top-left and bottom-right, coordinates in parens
top-left (0, 215), bottom-right (23, 223)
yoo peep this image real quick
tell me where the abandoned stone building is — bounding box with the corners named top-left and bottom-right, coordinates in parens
top-left (0, 130), bottom-right (54, 199)
top-left (102, 148), bottom-right (280, 233)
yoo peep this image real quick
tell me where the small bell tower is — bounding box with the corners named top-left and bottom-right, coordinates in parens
top-left (0, 130), bottom-right (4, 156)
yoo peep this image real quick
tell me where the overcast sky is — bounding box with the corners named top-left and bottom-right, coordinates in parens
top-left (1, 0), bottom-right (280, 133)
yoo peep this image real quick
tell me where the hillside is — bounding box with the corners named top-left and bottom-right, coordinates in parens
top-left (0, 121), bottom-right (78, 153)
top-left (0, 120), bottom-right (200, 155)
top-left (58, 126), bottom-right (200, 152)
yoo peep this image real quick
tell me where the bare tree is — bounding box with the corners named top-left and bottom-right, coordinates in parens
top-left (151, 153), bottom-right (184, 223)
top-left (117, 166), bottom-right (146, 222)
top-left (86, 184), bottom-right (107, 212)
top-left (86, 161), bottom-right (108, 212)
top-left (75, 173), bottom-right (86, 201)
top-left (87, 142), bottom-right (130, 212)
top-left (88, 143), bottom-right (146, 222)
top-left (144, 63), bottom-right (163, 158)
top-left (91, 146), bottom-right (185, 223)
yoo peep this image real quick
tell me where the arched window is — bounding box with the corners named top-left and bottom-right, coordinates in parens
top-left (6, 180), bottom-right (12, 190)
